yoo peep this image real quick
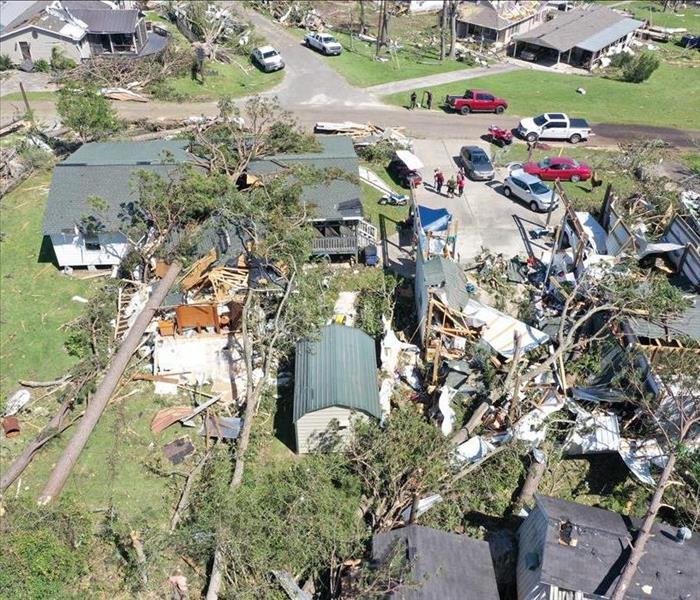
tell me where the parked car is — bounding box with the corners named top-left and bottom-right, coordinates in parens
top-left (304, 32), bottom-right (343, 55)
top-left (445, 89), bottom-right (508, 115)
top-left (520, 48), bottom-right (541, 61)
top-left (522, 156), bottom-right (592, 182)
top-left (517, 113), bottom-right (592, 144)
top-left (459, 146), bottom-right (495, 181)
top-left (389, 150), bottom-right (424, 188)
top-left (251, 45), bottom-right (284, 72)
top-left (680, 33), bottom-right (700, 49)
top-left (503, 170), bottom-right (559, 212)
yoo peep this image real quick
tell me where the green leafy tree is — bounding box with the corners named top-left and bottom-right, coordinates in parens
top-left (57, 83), bottom-right (122, 142)
top-left (621, 51), bottom-right (660, 83)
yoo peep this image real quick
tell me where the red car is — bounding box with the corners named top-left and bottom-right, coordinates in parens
top-left (523, 156), bottom-right (592, 182)
top-left (445, 89), bottom-right (508, 115)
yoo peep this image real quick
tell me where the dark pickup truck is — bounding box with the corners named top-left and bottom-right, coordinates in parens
top-left (445, 89), bottom-right (508, 115)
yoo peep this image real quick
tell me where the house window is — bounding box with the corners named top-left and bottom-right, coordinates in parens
top-left (84, 234), bottom-right (101, 251)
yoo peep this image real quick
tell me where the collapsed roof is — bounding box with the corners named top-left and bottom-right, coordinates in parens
top-left (532, 495), bottom-right (700, 600)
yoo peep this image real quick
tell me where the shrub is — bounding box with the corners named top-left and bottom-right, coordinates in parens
top-left (33, 58), bottom-right (50, 73)
top-left (51, 47), bottom-right (77, 71)
top-left (621, 51), bottom-right (660, 83)
top-left (0, 54), bottom-right (13, 70)
top-left (609, 52), bottom-right (633, 69)
top-left (148, 80), bottom-right (188, 102)
top-left (358, 141), bottom-right (395, 164)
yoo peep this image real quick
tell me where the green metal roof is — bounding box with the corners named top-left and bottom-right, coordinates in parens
top-left (43, 140), bottom-right (191, 234)
top-left (293, 324), bottom-right (381, 422)
top-left (248, 136), bottom-right (362, 221)
top-left (421, 255), bottom-right (473, 310)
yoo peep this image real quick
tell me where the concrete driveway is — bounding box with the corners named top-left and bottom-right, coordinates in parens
top-left (410, 138), bottom-right (565, 263)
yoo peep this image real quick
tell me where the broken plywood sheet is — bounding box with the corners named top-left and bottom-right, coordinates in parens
top-left (463, 299), bottom-right (550, 358)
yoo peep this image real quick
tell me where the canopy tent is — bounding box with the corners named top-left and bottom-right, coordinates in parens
top-left (395, 150), bottom-right (424, 171)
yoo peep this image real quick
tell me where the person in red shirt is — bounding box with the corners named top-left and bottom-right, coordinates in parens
top-left (457, 171), bottom-right (465, 196)
top-left (435, 170), bottom-right (445, 194)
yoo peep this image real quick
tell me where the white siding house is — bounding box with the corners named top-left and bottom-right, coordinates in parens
top-left (43, 139), bottom-right (191, 269)
top-left (293, 324), bottom-right (381, 454)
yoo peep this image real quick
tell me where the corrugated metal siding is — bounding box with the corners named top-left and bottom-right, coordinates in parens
top-left (517, 506), bottom-right (549, 600)
top-left (663, 215), bottom-right (700, 285)
top-left (295, 406), bottom-right (369, 454)
top-left (293, 324), bottom-right (380, 423)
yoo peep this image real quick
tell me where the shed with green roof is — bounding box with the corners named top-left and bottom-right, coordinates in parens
top-left (293, 324), bottom-right (380, 453)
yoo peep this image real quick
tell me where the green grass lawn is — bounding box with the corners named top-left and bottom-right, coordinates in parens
top-left (491, 143), bottom-right (636, 213)
top-left (382, 64), bottom-right (700, 130)
top-left (0, 171), bottom-right (97, 398)
top-left (167, 61), bottom-right (284, 101)
top-left (0, 91), bottom-right (57, 102)
top-left (623, 0), bottom-right (700, 29)
top-left (293, 29), bottom-right (471, 88)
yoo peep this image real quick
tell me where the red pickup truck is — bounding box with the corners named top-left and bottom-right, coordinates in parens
top-left (445, 89), bottom-right (508, 115)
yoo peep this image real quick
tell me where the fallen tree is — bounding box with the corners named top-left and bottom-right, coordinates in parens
top-left (37, 261), bottom-right (182, 504)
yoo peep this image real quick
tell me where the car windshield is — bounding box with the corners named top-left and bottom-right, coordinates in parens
top-left (533, 115), bottom-right (547, 126)
top-left (570, 159), bottom-right (580, 167)
top-left (321, 36), bottom-right (337, 43)
top-left (472, 153), bottom-right (490, 165)
top-left (530, 181), bottom-right (551, 195)
top-left (262, 50), bottom-right (278, 58)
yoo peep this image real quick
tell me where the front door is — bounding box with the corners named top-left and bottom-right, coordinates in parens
top-left (19, 41), bottom-right (32, 62)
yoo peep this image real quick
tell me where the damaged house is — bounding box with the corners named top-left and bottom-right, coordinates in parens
top-left (371, 525), bottom-right (501, 600)
top-left (513, 5), bottom-right (643, 69)
top-left (247, 136), bottom-right (377, 261)
top-left (293, 324), bottom-right (381, 454)
top-left (456, 0), bottom-right (548, 46)
top-left (0, 0), bottom-right (170, 65)
top-left (517, 495), bottom-right (699, 600)
top-left (42, 139), bottom-right (192, 269)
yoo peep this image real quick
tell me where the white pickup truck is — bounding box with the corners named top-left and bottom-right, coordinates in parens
top-left (517, 113), bottom-right (593, 144)
top-left (304, 32), bottom-right (343, 55)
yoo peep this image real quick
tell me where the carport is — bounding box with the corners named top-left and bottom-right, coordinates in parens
top-left (512, 6), bottom-right (643, 70)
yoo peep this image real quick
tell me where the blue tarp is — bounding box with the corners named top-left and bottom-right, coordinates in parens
top-left (418, 205), bottom-right (451, 233)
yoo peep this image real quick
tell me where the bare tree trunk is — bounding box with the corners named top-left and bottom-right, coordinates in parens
top-left (448, 0), bottom-right (458, 59)
top-left (439, 6), bottom-right (447, 60)
top-left (0, 398), bottom-right (74, 493)
top-left (512, 451), bottom-right (547, 515)
top-left (37, 261), bottom-right (182, 504)
top-left (358, 0), bottom-right (367, 35)
top-left (610, 452), bottom-right (677, 600)
top-left (205, 275), bottom-right (296, 600)
top-left (375, 0), bottom-right (385, 57)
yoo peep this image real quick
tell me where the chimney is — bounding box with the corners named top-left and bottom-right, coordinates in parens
top-left (676, 527), bottom-right (692, 544)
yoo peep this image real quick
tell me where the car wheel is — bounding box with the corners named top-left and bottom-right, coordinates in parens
top-left (526, 132), bottom-right (538, 143)
top-left (495, 106), bottom-right (505, 114)
top-left (530, 201), bottom-right (539, 212)
top-left (305, 39), bottom-right (310, 47)
top-left (569, 133), bottom-right (582, 144)
top-left (571, 174), bottom-right (580, 183)
top-left (460, 106), bottom-right (470, 115)
top-left (503, 186), bottom-right (512, 197)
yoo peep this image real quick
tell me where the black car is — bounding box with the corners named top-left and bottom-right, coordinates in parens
top-left (680, 34), bottom-right (700, 49)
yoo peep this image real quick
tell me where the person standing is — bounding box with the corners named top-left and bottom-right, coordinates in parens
top-left (410, 91), bottom-right (417, 109)
top-left (426, 90), bottom-right (433, 110)
top-left (446, 176), bottom-right (456, 198)
top-left (435, 169), bottom-right (445, 194)
top-left (457, 171), bottom-right (465, 197)
top-left (433, 168), bottom-right (440, 189)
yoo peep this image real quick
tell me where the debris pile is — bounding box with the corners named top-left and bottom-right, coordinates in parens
top-left (314, 121), bottom-right (413, 150)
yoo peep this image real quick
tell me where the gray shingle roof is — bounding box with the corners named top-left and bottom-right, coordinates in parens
top-left (293, 324), bottom-right (380, 423)
top-left (534, 495), bottom-right (700, 600)
top-left (420, 256), bottom-right (473, 311)
top-left (372, 525), bottom-right (500, 600)
top-left (248, 136), bottom-right (362, 221)
top-left (69, 8), bottom-right (139, 34)
top-left (516, 6), bottom-right (641, 53)
top-left (43, 140), bottom-right (191, 235)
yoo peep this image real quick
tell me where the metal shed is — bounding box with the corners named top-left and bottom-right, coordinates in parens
top-left (293, 324), bottom-right (380, 453)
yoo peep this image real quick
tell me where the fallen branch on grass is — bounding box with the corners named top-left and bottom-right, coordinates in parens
top-left (170, 447), bottom-right (215, 532)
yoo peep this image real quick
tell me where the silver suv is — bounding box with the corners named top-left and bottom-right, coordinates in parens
top-left (503, 169), bottom-right (559, 212)
top-left (252, 45), bottom-right (284, 72)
